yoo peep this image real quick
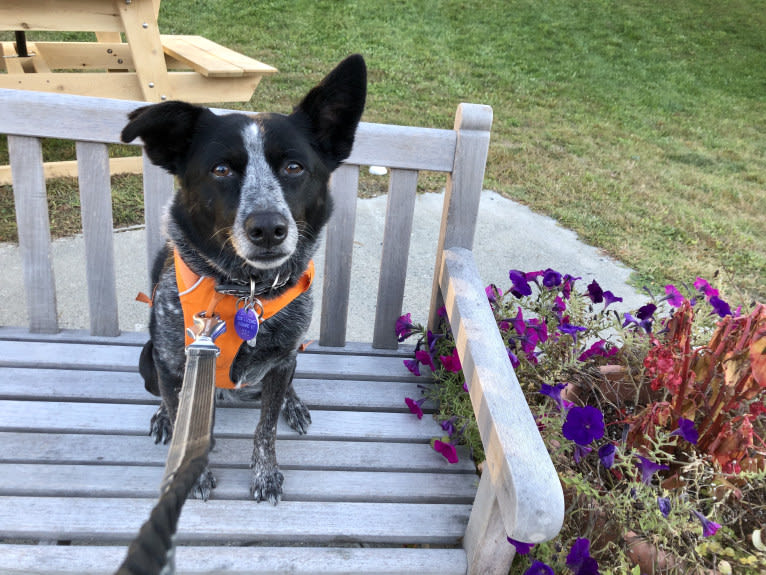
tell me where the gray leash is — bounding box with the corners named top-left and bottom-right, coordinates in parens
top-left (116, 314), bottom-right (225, 575)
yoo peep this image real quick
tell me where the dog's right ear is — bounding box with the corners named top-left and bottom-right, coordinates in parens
top-left (120, 101), bottom-right (207, 175)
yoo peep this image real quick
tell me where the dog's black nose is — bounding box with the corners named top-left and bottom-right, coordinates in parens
top-left (244, 212), bottom-right (289, 248)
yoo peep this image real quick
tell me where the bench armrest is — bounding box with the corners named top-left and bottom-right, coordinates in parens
top-left (440, 247), bottom-right (564, 543)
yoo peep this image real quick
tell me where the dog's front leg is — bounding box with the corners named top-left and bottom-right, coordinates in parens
top-left (250, 355), bottom-right (295, 504)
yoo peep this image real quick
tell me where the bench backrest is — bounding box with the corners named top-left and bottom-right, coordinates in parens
top-left (0, 88), bottom-right (492, 347)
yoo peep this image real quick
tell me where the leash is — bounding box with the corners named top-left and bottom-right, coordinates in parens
top-left (115, 313), bottom-right (225, 575)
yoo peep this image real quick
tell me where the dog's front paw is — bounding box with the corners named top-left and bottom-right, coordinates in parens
top-left (282, 393), bottom-right (312, 435)
top-left (150, 405), bottom-right (173, 444)
top-left (250, 465), bottom-right (284, 504)
top-left (189, 467), bottom-right (217, 501)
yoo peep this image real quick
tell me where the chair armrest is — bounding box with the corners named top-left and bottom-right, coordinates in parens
top-left (439, 247), bottom-right (564, 542)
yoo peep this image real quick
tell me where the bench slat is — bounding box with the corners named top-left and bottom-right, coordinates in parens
top-left (161, 35), bottom-right (244, 78)
top-left (76, 141), bottom-right (120, 336)
top-left (0, 432), bottom-right (475, 472)
top-left (0, 464), bottom-right (476, 503)
top-left (373, 168), bottom-right (419, 349)
top-left (0, 544), bottom-right (468, 575)
top-left (0, 400), bottom-right (443, 441)
top-left (0, 497), bottom-right (471, 544)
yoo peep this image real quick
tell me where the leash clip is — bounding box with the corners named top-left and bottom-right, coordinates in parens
top-left (185, 312), bottom-right (226, 355)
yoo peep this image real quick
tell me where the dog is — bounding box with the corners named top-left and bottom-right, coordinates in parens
top-left (121, 54), bottom-right (367, 503)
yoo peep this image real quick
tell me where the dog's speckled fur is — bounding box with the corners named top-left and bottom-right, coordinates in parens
top-left (122, 55), bottom-right (366, 503)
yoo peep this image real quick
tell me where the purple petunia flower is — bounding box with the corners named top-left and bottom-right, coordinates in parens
top-left (485, 283), bottom-right (502, 303)
top-left (439, 348), bottom-right (462, 373)
top-left (507, 537), bottom-right (535, 555)
top-left (670, 418), bottom-right (699, 445)
top-left (559, 318), bottom-right (588, 342)
top-left (553, 295), bottom-right (567, 315)
top-left (561, 274), bottom-right (581, 300)
top-left (403, 359), bottom-right (421, 377)
top-left (539, 382), bottom-right (569, 411)
top-left (405, 397), bottom-right (426, 419)
top-left (440, 416), bottom-right (457, 437)
top-left (598, 443), bottom-right (616, 469)
top-left (658, 497), bottom-right (671, 518)
top-left (636, 303), bottom-right (657, 321)
top-left (542, 268), bottom-right (562, 288)
top-left (414, 350), bottom-right (435, 371)
top-left (433, 439), bottom-right (459, 463)
top-left (709, 295), bottom-right (732, 318)
top-left (573, 444), bottom-right (593, 464)
top-left (395, 313), bottom-right (417, 342)
top-left (523, 560), bottom-right (554, 575)
top-left (509, 269), bottom-right (533, 297)
top-left (566, 538), bottom-right (600, 575)
top-left (507, 348), bottom-right (521, 369)
top-left (577, 339), bottom-right (618, 362)
top-left (664, 284), bottom-right (685, 307)
top-left (602, 290), bottom-right (623, 309)
top-left (694, 277), bottom-right (719, 300)
top-left (562, 406), bottom-right (605, 446)
top-left (692, 510), bottom-right (721, 537)
top-left (587, 280), bottom-right (603, 303)
top-left (634, 455), bottom-right (669, 485)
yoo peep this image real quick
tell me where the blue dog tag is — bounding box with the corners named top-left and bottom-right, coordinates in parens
top-left (234, 306), bottom-right (259, 341)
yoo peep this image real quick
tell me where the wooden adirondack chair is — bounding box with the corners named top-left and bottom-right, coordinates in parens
top-left (0, 87), bottom-right (563, 574)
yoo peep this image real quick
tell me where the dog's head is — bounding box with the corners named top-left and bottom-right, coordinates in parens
top-left (121, 55), bottom-right (366, 277)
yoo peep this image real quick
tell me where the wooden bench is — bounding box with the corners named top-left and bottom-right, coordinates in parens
top-left (0, 87), bottom-right (564, 574)
top-left (0, 0), bottom-right (277, 103)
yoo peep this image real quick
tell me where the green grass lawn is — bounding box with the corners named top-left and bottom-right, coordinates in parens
top-left (1, 0), bottom-right (764, 302)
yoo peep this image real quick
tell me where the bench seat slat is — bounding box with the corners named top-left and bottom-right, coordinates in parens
top-left (0, 497), bottom-right (471, 544)
top-left (0, 400), bottom-right (444, 441)
top-left (0, 464), bottom-right (476, 503)
top-left (0, 544), bottom-right (468, 575)
top-left (0, 432), bottom-right (475, 472)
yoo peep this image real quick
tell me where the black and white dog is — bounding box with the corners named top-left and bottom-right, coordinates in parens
top-left (122, 55), bottom-right (366, 503)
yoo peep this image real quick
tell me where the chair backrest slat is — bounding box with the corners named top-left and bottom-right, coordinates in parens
top-left (76, 141), bottom-right (119, 336)
top-left (8, 134), bottom-right (58, 333)
top-left (319, 164), bottom-right (360, 347)
top-left (141, 151), bottom-right (175, 286)
top-left (372, 168), bottom-right (419, 349)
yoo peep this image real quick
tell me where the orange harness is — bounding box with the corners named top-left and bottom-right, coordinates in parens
top-left (173, 251), bottom-right (314, 389)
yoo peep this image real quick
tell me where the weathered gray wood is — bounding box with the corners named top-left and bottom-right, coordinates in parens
top-left (428, 103), bottom-right (493, 331)
top-left (76, 141), bottom-right (120, 336)
top-left (0, 88), bottom-right (458, 171)
top-left (0, 544), bottom-right (468, 575)
top-left (142, 150), bottom-right (175, 283)
top-left (463, 470), bottom-right (516, 575)
top-left (320, 163), bottom-right (359, 346)
top-left (0, 339), bottom-right (417, 380)
top-left (0, 433), bottom-right (476, 472)
top-left (0, 400), bottom-right (445, 441)
top-left (0, 464), bottom-right (476, 503)
top-left (7, 135), bottom-right (58, 333)
top-left (440, 247), bottom-right (564, 543)
top-left (0, 368), bottom-right (435, 410)
top-left (0, 497), bottom-right (471, 544)
top-left (373, 168), bottom-right (419, 349)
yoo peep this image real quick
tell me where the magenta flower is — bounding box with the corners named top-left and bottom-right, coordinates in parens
top-left (507, 348), bottom-right (520, 369)
top-left (566, 538), bottom-right (600, 575)
top-left (485, 283), bottom-right (502, 303)
top-left (405, 397), bottom-right (426, 419)
top-left (396, 313), bottom-right (416, 342)
top-left (664, 284), bottom-right (685, 307)
top-left (658, 497), bottom-right (671, 518)
top-left (577, 339), bottom-right (618, 362)
top-left (553, 295), bottom-right (567, 315)
top-left (507, 537), bottom-right (535, 555)
top-left (670, 417), bottom-right (699, 444)
top-left (433, 439), bottom-right (459, 463)
top-left (527, 318), bottom-right (549, 344)
top-left (709, 295), bottom-right (732, 318)
top-left (634, 455), bottom-right (669, 485)
top-left (509, 269), bottom-right (533, 297)
top-left (561, 274), bottom-right (581, 299)
top-left (523, 561), bottom-right (554, 575)
top-left (562, 406), bottom-right (605, 446)
top-left (439, 348), bottom-right (462, 373)
top-left (694, 277), bottom-right (719, 300)
top-left (692, 510), bottom-right (721, 537)
top-left (403, 359), bottom-right (421, 376)
top-left (414, 349), bottom-right (435, 371)
top-left (598, 443), bottom-right (616, 469)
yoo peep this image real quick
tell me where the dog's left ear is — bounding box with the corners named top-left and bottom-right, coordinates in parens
top-left (292, 54), bottom-right (367, 170)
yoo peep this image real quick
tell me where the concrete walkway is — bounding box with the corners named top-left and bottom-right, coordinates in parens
top-left (0, 190), bottom-right (647, 342)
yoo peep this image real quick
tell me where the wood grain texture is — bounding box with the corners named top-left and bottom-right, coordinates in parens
top-left (440, 247), bottom-right (564, 542)
top-left (76, 141), bottom-right (119, 336)
top-left (141, 150), bottom-right (174, 285)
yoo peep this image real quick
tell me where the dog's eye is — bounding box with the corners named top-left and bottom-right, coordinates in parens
top-left (283, 161), bottom-right (304, 176)
top-left (212, 163), bottom-right (232, 177)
